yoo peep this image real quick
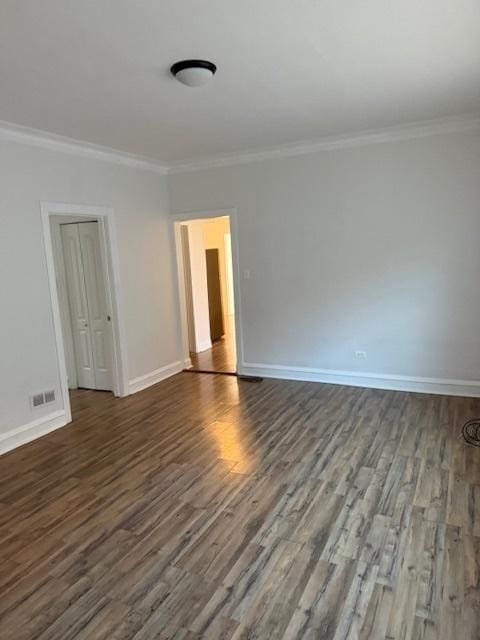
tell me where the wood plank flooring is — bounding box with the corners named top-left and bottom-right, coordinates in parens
top-left (1, 373), bottom-right (480, 639)
top-left (189, 314), bottom-right (236, 373)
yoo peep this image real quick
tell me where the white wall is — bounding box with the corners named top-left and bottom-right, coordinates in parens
top-left (202, 217), bottom-right (232, 319)
top-left (180, 224), bottom-right (196, 355)
top-left (168, 129), bottom-right (480, 388)
top-left (0, 139), bottom-right (179, 440)
top-left (182, 221), bottom-right (212, 353)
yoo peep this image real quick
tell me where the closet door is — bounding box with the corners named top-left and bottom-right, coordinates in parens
top-left (61, 224), bottom-right (96, 389)
top-left (78, 222), bottom-right (113, 391)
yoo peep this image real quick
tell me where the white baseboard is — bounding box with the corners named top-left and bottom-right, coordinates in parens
top-left (128, 361), bottom-right (183, 394)
top-left (195, 339), bottom-right (212, 353)
top-left (0, 409), bottom-right (68, 456)
top-left (183, 357), bottom-right (193, 369)
top-left (242, 362), bottom-right (480, 398)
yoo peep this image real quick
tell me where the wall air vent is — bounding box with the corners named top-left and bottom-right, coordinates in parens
top-left (44, 390), bottom-right (55, 403)
top-left (31, 393), bottom-right (45, 408)
top-left (31, 390), bottom-right (56, 409)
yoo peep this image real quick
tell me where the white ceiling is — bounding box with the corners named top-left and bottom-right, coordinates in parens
top-left (1, 1), bottom-right (479, 164)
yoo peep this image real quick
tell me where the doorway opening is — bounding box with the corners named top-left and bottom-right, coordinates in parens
top-left (174, 213), bottom-right (238, 375)
top-left (42, 203), bottom-right (128, 423)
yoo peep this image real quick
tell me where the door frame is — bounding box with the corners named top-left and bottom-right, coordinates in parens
top-left (171, 208), bottom-right (244, 373)
top-left (41, 202), bottom-right (129, 423)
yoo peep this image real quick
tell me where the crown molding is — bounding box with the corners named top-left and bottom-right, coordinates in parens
top-left (0, 119), bottom-right (168, 175)
top-left (167, 113), bottom-right (480, 174)
top-left (2, 113), bottom-right (479, 177)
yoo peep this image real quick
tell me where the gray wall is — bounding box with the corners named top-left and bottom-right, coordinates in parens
top-left (0, 141), bottom-right (178, 435)
top-left (169, 130), bottom-right (480, 382)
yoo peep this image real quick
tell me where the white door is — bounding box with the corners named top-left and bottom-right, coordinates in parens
top-left (78, 222), bottom-right (113, 390)
top-left (61, 222), bottom-right (113, 391)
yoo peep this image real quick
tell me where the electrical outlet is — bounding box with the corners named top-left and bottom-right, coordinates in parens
top-left (354, 350), bottom-right (367, 359)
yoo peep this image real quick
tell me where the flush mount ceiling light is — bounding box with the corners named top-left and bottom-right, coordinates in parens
top-left (170, 59), bottom-right (217, 87)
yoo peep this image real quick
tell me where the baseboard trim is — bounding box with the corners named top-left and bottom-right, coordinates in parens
top-left (128, 361), bottom-right (183, 394)
top-left (241, 362), bottom-right (480, 397)
top-left (184, 357), bottom-right (193, 369)
top-left (0, 410), bottom-right (68, 456)
top-left (195, 339), bottom-right (213, 353)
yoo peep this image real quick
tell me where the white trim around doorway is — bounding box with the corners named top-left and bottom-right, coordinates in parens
top-left (170, 208), bottom-right (244, 374)
top-left (41, 202), bottom-right (130, 425)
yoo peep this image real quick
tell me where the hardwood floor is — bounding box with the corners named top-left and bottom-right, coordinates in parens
top-left (189, 314), bottom-right (236, 374)
top-left (1, 374), bottom-right (480, 639)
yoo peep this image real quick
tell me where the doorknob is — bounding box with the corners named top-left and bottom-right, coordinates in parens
top-left (84, 323), bottom-right (88, 327)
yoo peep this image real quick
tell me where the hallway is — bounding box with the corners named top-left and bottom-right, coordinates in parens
top-left (189, 314), bottom-right (236, 373)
